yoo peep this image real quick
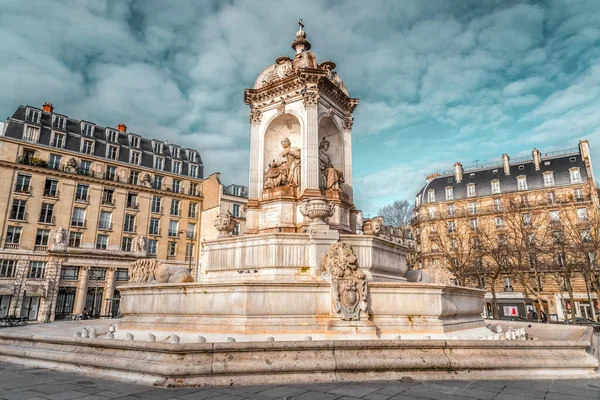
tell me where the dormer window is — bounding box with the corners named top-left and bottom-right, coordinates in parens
top-left (152, 141), bottom-right (163, 154)
top-left (427, 189), bottom-right (435, 203)
top-left (23, 126), bottom-right (40, 142)
top-left (172, 160), bottom-right (181, 174)
top-left (170, 145), bottom-right (180, 158)
top-left (52, 115), bottom-right (67, 130)
top-left (190, 164), bottom-right (198, 178)
top-left (130, 150), bottom-right (141, 166)
top-left (106, 129), bottom-right (118, 142)
top-left (543, 171), bottom-right (554, 187)
top-left (517, 175), bottom-right (528, 191)
top-left (154, 156), bottom-right (164, 171)
top-left (445, 187), bottom-right (453, 200)
top-left (50, 132), bottom-right (65, 148)
top-left (490, 180), bottom-right (501, 194)
top-left (82, 123), bottom-right (94, 137)
top-left (569, 168), bottom-right (582, 184)
top-left (107, 145), bottom-right (119, 160)
top-left (467, 183), bottom-right (476, 197)
top-left (129, 135), bottom-right (140, 148)
top-left (81, 139), bottom-right (94, 155)
top-left (26, 108), bottom-right (41, 124)
top-left (188, 151), bottom-right (197, 163)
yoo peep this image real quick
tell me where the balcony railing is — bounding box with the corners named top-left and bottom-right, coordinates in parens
top-left (151, 206), bottom-right (163, 214)
top-left (4, 243), bottom-right (19, 250)
top-left (14, 185), bottom-right (32, 194)
top-left (43, 189), bottom-right (59, 198)
top-left (75, 194), bottom-right (90, 203)
top-left (170, 208), bottom-right (182, 217)
top-left (102, 198), bottom-right (115, 206)
top-left (38, 215), bottom-right (56, 225)
top-left (168, 231), bottom-right (178, 237)
top-left (71, 220), bottom-right (86, 228)
top-left (148, 228), bottom-right (161, 236)
top-left (166, 255), bottom-right (176, 260)
top-left (34, 245), bottom-right (48, 252)
top-left (126, 202), bottom-right (139, 210)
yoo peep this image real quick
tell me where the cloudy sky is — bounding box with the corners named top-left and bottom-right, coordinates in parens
top-left (1, 0), bottom-right (599, 215)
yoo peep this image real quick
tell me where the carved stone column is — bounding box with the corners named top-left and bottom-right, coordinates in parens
top-left (342, 116), bottom-right (354, 199)
top-left (73, 266), bottom-right (89, 314)
top-left (248, 108), bottom-right (262, 199)
top-left (301, 90), bottom-right (320, 193)
top-left (102, 267), bottom-right (116, 315)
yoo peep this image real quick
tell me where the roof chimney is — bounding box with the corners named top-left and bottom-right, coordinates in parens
top-left (502, 154), bottom-right (510, 175)
top-left (532, 148), bottom-right (541, 171)
top-left (117, 123), bottom-right (127, 133)
top-left (42, 102), bottom-right (54, 113)
top-left (454, 162), bottom-right (463, 183)
top-left (426, 172), bottom-right (439, 183)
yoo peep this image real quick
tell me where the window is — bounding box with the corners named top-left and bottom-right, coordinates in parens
top-left (188, 202), bottom-right (197, 218)
top-left (35, 229), bottom-right (50, 246)
top-left (154, 157), bottom-right (164, 170)
top-left (102, 188), bottom-right (115, 205)
top-left (498, 234), bottom-right (508, 246)
top-left (190, 183), bottom-right (199, 196)
top-left (172, 161), bottom-right (181, 174)
top-left (467, 184), bottom-right (476, 197)
top-left (496, 217), bottom-right (505, 228)
top-left (470, 218), bottom-right (478, 230)
top-left (581, 229), bottom-right (592, 242)
top-left (149, 218), bottom-right (160, 235)
top-left (147, 239), bottom-right (158, 255)
top-left (106, 130), bottom-right (118, 142)
top-left (130, 151), bottom-right (141, 165)
top-left (124, 214), bottom-right (136, 233)
top-left (151, 196), bottom-right (162, 213)
top-left (490, 180), bottom-right (501, 194)
top-left (61, 266), bottom-right (79, 280)
top-left (44, 179), bottom-right (59, 197)
top-left (126, 192), bottom-right (138, 209)
top-left (189, 151), bottom-right (197, 163)
top-left (121, 237), bottom-right (134, 252)
top-left (10, 199), bottom-right (27, 220)
top-left (75, 184), bottom-right (89, 202)
top-left (81, 140), bottom-right (94, 155)
top-left (167, 242), bottom-right (177, 257)
top-left (52, 115), bottom-right (66, 130)
top-left (173, 147), bottom-right (180, 158)
top-left (51, 132), bottom-right (65, 148)
top-left (153, 175), bottom-right (163, 190)
top-left (168, 220), bottom-right (178, 237)
top-left (233, 186), bottom-right (242, 196)
top-left (446, 204), bottom-right (455, 216)
top-left (428, 207), bottom-right (437, 218)
top-left (552, 230), bottom-right (564, 244)
top-left (115, 268), bottom-right (129, 281)
top-left (577, 208), bottom-right (588, 222)
top-left (15, 173), bottom-right (31, 192)
top-left (444, 187), bottom-right (453, 200)
top-left (557, 253), bottom-right (566, 267)
top-left (152, 141), bottom-right (163, 153)
top-left (171, 199), bottom-right (181, 216)
top-left (468, 202), bottom-right (477, 215)
top-left (187, 223), bottom-right (196, 238)
top-left (450, 238), bottom-right (458, 251)
top-left (105, 166), bottom-right (117, 181)
top-left (26, 108), bottom-right (41, 123)
top-left (527, 233), bottom-right (535, 245)
top-left (522, 214), bottom-right (531, 226)
top-left (517, 176), bottom-right (527, 191)
top-left (448, 221), bottom-right (456, 233)
top-left (518, 165), bottom-right (525, 170)
top-left (28, 261), bottom-right (46, 279)
top-left (129, 170), bottom-right (139, 185)
top-left (531, 276), bottom-right (543, 292)
top-left (71, 207), bottom-right (86, 227)
top-left (574, 188), bottom-right (585, 201)
top-left (99, 211), bottom-right (112, 230)
top-left (570, 168), bottom-right (582, 184)
top-left (5, 227), bottom-right (21, 244)
top-left (107, 145), bottom-right (119, 160)
top-left (0, 260), bottom-right (16, 278)
top-left (96, 235), bottom-right (109, 250)
top-left (186, 243), bottom-right (194, 258)
top-left (549, 211), bottom-right (560, 223)
top-left (23, 126), bottom-right (39, 142)
top-left (172, 179), bottom-right (181, 193)
top-left (504, 277), bottom-right (513, 292)
top-left (190, 165), bottom-right (198, 178)
top-left (69, 232), bottom-right (82, 247)
top-left (39, 203), bottom-right (54, 224)
top-left (232, 204), bottom-right (240, 217)
top-left (543, 172), bottom-right (554, 187)
top-left (90, 268), bottom-right (106, 281)
top-left (49, 154), bottom-right (61, 170)
top-left (82, 123), bottom-right (94, 136)
top-left (427, 190), bottom-right (435, 203)
top-left (79, 160), bottom-right (92, 175)
top-left (548, 191), bottom-right (557, 204)
top-left (129, 135), bottom-right (140, 148)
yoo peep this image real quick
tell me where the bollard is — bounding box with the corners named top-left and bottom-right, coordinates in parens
top-left (510, 330), bottom-right (517, 340)
top-left (170, 334), bottom-right (180, 344)
top-left (303, 336), bottom-right (312, 341)
top-left (106, 332), bottom-right (114, 340)
top-left (266, 337), bottom-right (275, 342)
top-left (493, 333), bottom-right (501, 340)
top-left (91, 327), bottom-right (97, 335)
top-left (73, 331), bottom-right (82, 338)
top-left (495, 326), bottom-right (503, 333)
top-left (109, 325), bottom-right (116, 333)
top-left (148, 334), bottom-right (156, 342)
top-left (90, 330), bottom-right (97, 339)
top-left (81, 328), bottom-right (89, 338)
top-left (198, 336), bottom-right (206, 343)
top-left (226, 337), bottom-right (236, 343)
top-left (126, 332), bottom-right (134, 341)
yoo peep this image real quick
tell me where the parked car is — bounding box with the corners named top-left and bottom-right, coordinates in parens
top-left (500, 316), bottom-right (530, 322)
top-left (567, 317), bottom-right (600, 327)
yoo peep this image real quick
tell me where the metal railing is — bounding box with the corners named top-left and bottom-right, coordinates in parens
top-left (43, 189), bottom-right (59, 198)
top-left (14, 185), bottom-right (32, 194)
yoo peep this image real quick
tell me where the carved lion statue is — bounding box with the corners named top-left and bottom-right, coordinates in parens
top-left (322, 241), bottom-right (365, 280)
top-left (129, 259), bottom-right (194, 284)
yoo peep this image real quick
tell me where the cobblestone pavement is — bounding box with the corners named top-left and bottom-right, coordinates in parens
top-left (0, 363), bottom-right (598, 400)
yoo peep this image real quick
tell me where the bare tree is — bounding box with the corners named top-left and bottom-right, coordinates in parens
top-left (44, 254), bottom-right (65, 323)
top-left (378, 200), bottom-right (414, 227)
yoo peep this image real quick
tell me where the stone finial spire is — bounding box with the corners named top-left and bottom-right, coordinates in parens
top-left (291, 19), bottom-right (311, 54)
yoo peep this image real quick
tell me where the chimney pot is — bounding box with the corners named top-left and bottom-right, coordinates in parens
top-left (42, 102), bottom-right (54, 113)
top-left (426, 172), bottom-right (440, 183)
top-left (502, 154), bottom-right (510, 175)
top-left (454, 162), bottom-right (463, 183)
top-left (117, 123), bottom-right (127, 133)
top-left (532, 148), bottom-right (542, 171)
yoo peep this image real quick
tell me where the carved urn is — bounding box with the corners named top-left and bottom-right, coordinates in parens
top-left (299, 198), bottom-right (335, 231)
top-left (214, 211), bottom-right (237, 238)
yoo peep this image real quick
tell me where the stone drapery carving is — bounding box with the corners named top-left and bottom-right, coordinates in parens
top-left (214, 211), bottom-right (237, 238)
top-left (302, 90), bottom-right (318, 108)
top-left (249, 108), bottom-right (262, 123)
top-left (319, 137), bottom-right (345, 191)
top-left (277, 101), bottom-right (286, 115)
top-left (129, 259), bottom-right (194, 284)
top-left (363, 216), bottom-right (384, 236)
top-left (342, 117), bottom-right (354, 130)
top-left (322, 241), bottom-right (368, 321)
top-left (65, 158), bottom-right (78, 173)
top-left (264, 137), bottom-right (301, 189)
top-left (134, 235), bottom-right (147, 253)
top-left (140, 173), bottom-right (152, 187)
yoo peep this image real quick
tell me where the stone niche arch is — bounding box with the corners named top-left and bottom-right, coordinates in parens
top-left (263, 114), bottom-right (302, 186)
top-left (318, 116), bottom-right (344, 187)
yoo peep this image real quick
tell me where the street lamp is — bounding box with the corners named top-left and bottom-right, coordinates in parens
top-left (179, 230), bottom-right (195, 273)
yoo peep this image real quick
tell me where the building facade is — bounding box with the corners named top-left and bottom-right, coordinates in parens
top-left (413, 141), bottom-right (600, 321)
top-left (0, 103), bottom-right (205, 321)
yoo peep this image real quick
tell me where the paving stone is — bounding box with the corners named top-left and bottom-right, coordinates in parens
top-left (204, 395), bottom-right (246, 400)
top-left (0, 391), bottom-right (49, 400)
top-left (289, 391), bottom-right (340, 400)
top-left (328, 385), bottom-right (380, 397)
top-left (256, 386), bottom-right (309, 398)
top-left (372, 384), bottom-right (414, 396)
top-left (497, 386), bottom-right (547, 399)
top-left (44, 391), bottom-right (91, 400)
top-left (176, 390), bottom-right (230, 400)
top-left (363, 393), bottom-right (391, 400)
top-left (452, 387), bottom-right (498, 399)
